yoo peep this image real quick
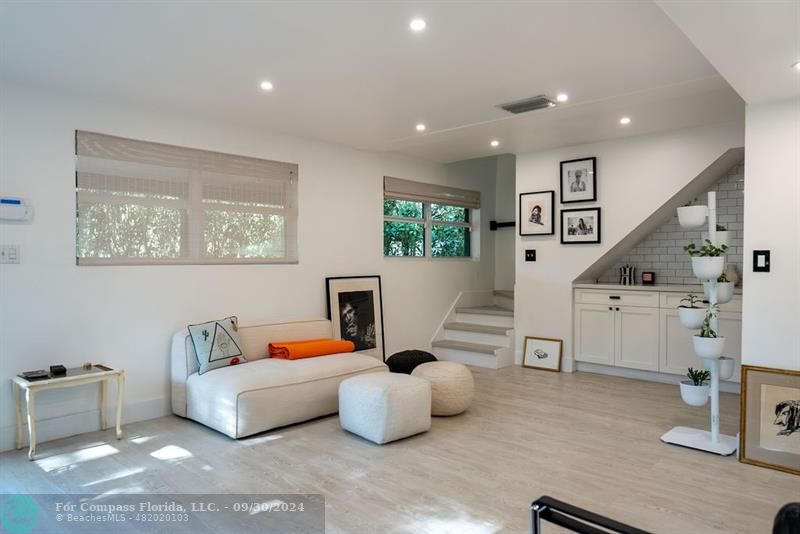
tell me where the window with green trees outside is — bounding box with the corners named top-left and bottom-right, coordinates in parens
top-left (383, 199), bottom-right (472, 257)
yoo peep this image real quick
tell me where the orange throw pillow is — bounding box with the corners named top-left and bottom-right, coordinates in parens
top-left (268, 338), bottom-right (356, 360)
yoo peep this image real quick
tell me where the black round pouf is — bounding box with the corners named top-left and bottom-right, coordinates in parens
top-left (386, 350), bottom-right (438, 374)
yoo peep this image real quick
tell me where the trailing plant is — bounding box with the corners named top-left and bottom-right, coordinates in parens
top-left (687, 367), bottom-right (711, 386)
top-left (698, 303), bottom-right (720, 338)
top-left (679, 294), bottom-right (703, 309)
top-left (684, 239), bottom-right (729, 258)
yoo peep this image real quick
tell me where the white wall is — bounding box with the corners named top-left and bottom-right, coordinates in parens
top-left (514, 122), bottom-right (744, 369)
top-left (494, 154), bottom-right (516, 290)
top-left (0, 82), bottom-right (495, 450)
top-left (741, 98), bottom-right (800, 371)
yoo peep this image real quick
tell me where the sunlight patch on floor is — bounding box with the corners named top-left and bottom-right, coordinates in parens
top-left (129, 435), bottom-right (154, 444)
top-left (401, 516), bottom-right (502, 534)
top-left (150, 445), bottom-right (192, 462)
top-left (36, 444), bottom-right (119, 473)
top-left (83, 467), bottom-right (145, 487)
top-left (241, 434), bottom-right (284, 446)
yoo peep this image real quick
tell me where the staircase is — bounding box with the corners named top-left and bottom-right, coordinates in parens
top-left (431, 290), bottom-right (515, 369)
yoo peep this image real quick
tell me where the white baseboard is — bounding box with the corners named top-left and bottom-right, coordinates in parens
top-left (0, 396), bottom-right (170, 453)
top-left (576, 362), bottom-right (741, 394)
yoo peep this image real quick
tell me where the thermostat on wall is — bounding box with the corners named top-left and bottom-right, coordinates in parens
top-left (0, 197), bottom-right (33, 223)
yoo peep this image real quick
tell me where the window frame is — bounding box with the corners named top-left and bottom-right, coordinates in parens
top-left (383, 200), bottom-right (474, 259)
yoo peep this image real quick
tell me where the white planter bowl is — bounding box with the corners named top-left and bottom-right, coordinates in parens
top-left (702, 231), bottom-right (731, 248)
top-left (678, 307), bottom-right (706, 329)
top-left (680, 381), bottom-right (710, 407)
top-left (692, 256), bottom-right (725, 280)
top-left (703, 281), bottom-right (734, 304)
top-left (693, 335), bottom-right (726, 359)
top-left (703, 356), bottom-right (735, 381)
top-left (677, 205), bottom-right (707, 228)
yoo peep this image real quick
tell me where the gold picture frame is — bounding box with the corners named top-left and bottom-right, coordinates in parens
top-left (522, 336), bottom-right (563, 372)
top-left (739, 365), bottom-right (800, 476)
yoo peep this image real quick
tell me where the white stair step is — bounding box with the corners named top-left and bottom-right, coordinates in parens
top-left (455, 305), bottom-right (513, 317)
top-left (432, 347), bottom-right (515, 369)
top-left (444, 322), bottom-right (511, 335)
top-left (493, 290), bottom-right (514, 300)
top-left (431, 339), bottom-right (502, 354)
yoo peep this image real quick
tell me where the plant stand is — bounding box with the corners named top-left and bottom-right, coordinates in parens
top-left (660, 192), bottom-right (737, 456)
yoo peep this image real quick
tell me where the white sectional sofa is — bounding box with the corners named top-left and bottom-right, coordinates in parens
top-left (171, 319), bottom-right (388, 438)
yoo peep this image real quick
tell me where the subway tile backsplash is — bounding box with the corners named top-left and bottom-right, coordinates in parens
top-left (598, 162), bottom-right (744, 286)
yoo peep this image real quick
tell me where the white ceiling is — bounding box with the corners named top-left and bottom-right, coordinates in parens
top-left (656, 0), bottom-right (800, 104)
top-left (1, 1), bottom-right (744, 162)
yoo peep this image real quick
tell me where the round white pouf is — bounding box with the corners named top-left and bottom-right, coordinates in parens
top-left (411, 361), bottom-right (474, 416)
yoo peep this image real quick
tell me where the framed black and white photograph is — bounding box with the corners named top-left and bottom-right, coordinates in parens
top-left (326, 275), bottom-right (385, 360)
top-left (519, 190), bottom-right (555, 236)
top-left (561, 207), bottom-right (601, 244)
top-left (740, 365), bottom-right (800, 476)
top-left (522, 336), bottom-right (563, 372)
top-left (560, 157), bottom-right (596, 203)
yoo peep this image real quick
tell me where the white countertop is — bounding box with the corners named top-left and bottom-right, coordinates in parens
top-left (573, 282), bottom-right (743, 295)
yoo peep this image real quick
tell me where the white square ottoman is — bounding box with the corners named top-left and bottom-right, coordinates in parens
top-left (338, 372), bottom-right (431, 444)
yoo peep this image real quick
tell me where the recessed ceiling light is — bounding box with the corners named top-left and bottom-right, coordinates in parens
top-left (793, 61), bottom-right (800, 71)
top-left (410, 18), bottom-right (426, 32)
top-left (556, 93), bottom-right (569, 103)
top-left (416, 123), bottom-right (426, 132)
top-left (619, 116), bottom-right (631, 125)
top-left (259, 81), bottom-right (274, 91)
top-left (490, 140), bottom-right (500, 147)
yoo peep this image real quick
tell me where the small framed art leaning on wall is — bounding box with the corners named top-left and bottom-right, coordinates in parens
top-left (326, 275), bottom-right (385, 361)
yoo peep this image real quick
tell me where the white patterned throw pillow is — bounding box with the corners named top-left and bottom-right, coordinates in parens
top-left (188, 316), bottom-right (246, 375)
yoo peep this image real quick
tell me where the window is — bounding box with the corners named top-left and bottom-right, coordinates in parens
top-left (383, 177), bottom-right (480, 258)
top-left (75, 131), bottom-right (298, 265)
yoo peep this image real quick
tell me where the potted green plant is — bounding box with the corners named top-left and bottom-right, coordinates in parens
top-left (684, 240), bottom-right (728, 280)
top-left (704, 272), bottom-right (734, 304)
top-left (677, 294), bottom-right (706, 329)
top-left (692, 304), bottom-right (726, 358)
top-left (677, 201), bottom-right (707, 229)
top-left (680, 367), bottom-right (711, 406)
top-left (701, 224), bottom-right (731, 249)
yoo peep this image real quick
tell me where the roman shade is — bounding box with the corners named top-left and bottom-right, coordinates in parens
top-left (383, 176), bottom-right (481, 209)
top-left (75, 131), bottom-right (298, 265)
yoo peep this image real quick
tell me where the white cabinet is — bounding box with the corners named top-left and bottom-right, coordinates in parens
top-left (575, 303), bottom-right (659, 371)
top-left (615, 306), bottom-right (659, 371)
top-left (575, 288), bottom-right (742, 381)
top-left (575, 304), bottom-right (614, 365)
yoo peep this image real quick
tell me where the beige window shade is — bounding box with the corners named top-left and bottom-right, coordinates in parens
top-left (75, 131), bottom-right (298, 265)
top-left (384, 176), bottom-right (480, 209)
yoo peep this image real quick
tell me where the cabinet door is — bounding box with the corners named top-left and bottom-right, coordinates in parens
top-left (659, 308), bottom-right (698, 375)
top-left (717, 311), bottom-right (743, 383)
top-left (574, 304), bottom-right (615, 365)
top-left (615, 306), bottom-right (659, 371)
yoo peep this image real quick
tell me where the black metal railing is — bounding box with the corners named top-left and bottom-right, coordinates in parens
top-left (531, 496), bottom-right (651, 534)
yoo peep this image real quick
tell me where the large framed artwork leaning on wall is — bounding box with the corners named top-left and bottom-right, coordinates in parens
top-left (326, 276), bottom-right (385, 360)
top-left (739, 365), bottom-right (800, 475)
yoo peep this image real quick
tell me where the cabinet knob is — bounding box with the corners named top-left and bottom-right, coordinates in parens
top-left (615, 307), bottom-right (620, 311)
top-left (608, 307), bottom-right (612, 311)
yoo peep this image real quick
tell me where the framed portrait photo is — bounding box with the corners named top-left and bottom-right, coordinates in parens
top-left (519, 190), bottom-right (555, 236)
top-left (740, 365), bottom-right (800, 475)
top-left (561, 207), bottom-right (601, 244)
top-left (325, 275), bottom-right (385, 360)
top-left (522, 336), bottom-right (563, 372)
top-left (560, 157), bottom-right (596, 203)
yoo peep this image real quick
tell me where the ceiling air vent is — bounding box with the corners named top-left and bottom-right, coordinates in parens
top-left (499, 94), bottom-right (556, 114)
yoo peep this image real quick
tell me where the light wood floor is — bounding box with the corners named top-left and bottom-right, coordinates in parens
top-left (1, 367), bottom-right (797, 533)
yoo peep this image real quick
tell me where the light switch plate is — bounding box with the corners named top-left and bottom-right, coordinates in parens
top-left (753, 250), bottom-right (770, 272)
top-left (0, 244), bottom-right (20, 264)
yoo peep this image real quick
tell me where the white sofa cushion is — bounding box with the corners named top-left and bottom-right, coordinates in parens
top-left (186, 352), bottom-right (387, 438)
top-left (338, 373), bottom-right (431, 445)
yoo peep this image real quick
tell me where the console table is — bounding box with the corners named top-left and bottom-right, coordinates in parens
top-left (11, 365), bottom-right (125, 460)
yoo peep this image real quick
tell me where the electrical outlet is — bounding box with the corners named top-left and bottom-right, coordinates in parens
top-left (525, 249), bottom-right (536, 262)
top-left (0, 244), bottom-right (20, 264)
